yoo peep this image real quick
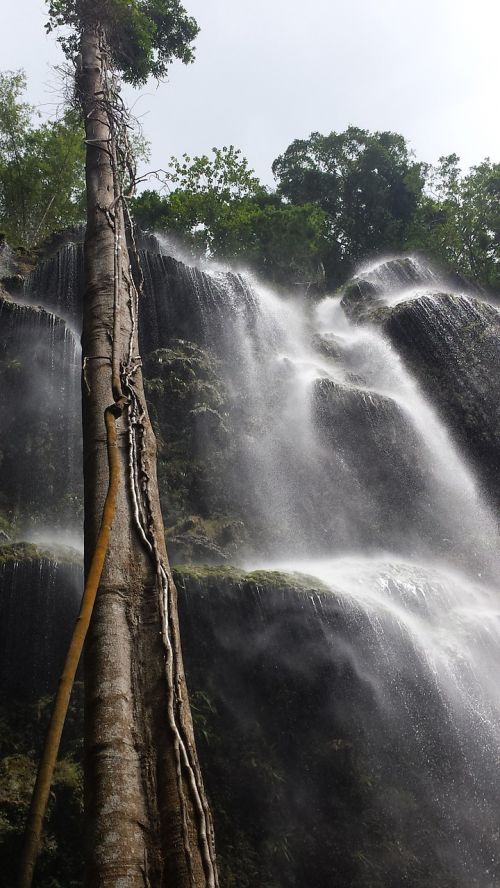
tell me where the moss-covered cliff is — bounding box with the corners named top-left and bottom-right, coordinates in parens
top-left (1, 556), bottom-right (481, 887)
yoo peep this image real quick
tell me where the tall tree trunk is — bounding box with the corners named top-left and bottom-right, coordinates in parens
top-left (80, 24), bottom-right (217, 888)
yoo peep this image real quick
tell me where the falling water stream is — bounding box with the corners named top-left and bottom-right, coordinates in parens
top-left (4, 245), bottom-right (500, 883)
top-left (178, 254), bottom-right (500, 884)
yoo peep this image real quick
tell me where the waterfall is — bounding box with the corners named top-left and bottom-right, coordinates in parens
top-left (0, 549), bottom-right (82, 701)
top-left (380, 290), bottom-right (500, 513)
top-left (314, 292), bottom-right (498, 572)
top-left (162, 254), bottom-right (500, 885)
top-left (0, 294), bottom-right (82, 535)
top-left (136, 254), bottom-right (497, 569)
top-left (175, 561), bottom-right (500, 886)
top-left (23, 241), bottom-right (84, 325)
top-left (3, 237), bottom-right (500, 885)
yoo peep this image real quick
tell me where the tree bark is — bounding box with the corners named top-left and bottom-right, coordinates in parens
top-left (80, 24), bottom-right (217, 887)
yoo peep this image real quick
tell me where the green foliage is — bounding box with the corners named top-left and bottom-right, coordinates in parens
top-left (272, 126), bottom-right (425, 285)
top-left (0, 71), bottom-right (85, 246)
top-left (46, 0), bottom-right (199, 85)
top-left (0, 541), bottom-right (83, 566)
top-left (197, 193), bottom-right (328, 285)
top-left (132, 147), bottom-right (330, 285)
top-left (132, 146), bottom-right (264, 256)
top-left (166, 146), bottom-right (263, 198)
top-left (0, 71), bottom-right (32, 155)
top-left (406, 154), bottom-right (500, 290)
top-left (0, 690), bottom-right (84, 887)
top-left (172, 564), bottom-right (329, 595)
top-left (134, 133), bottom-right (500, 293)
top-left (143, 341), bottom-right (246, 560)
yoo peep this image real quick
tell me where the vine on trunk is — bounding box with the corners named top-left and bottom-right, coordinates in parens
top-left (94, 44), bottom-right (218, 883)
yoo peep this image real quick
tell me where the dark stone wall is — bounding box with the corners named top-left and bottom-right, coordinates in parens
top-left (0, 546), bottom-right (82, 701)
top-left (3, 558), bottom-right (493, 887)
top-left (382, 294), bottom-right (500, 509)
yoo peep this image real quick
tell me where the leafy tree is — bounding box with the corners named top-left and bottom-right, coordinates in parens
top-left (19, 2), bottom-right (218, 888)
top-left (137, 146), bottom-right (265, 257)
top-left (208, 195), bottom-right (328, 285)
top-left (272, 126), bottom-right (425, 284)
top-left (135, 137), bottom-right (500, 293)
top-left (407, 154), bottom-right (500, 290)
top-left (165, 145), bottom-right (263, 198)
top-left (0, 71), bottom-right (85, 246)
top-left (133, 147), bottom-right (329, 286)
top-left (46, 0), bottom-right (199, 84)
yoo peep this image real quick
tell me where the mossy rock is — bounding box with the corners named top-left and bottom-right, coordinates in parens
top-left (174, 563), bottom-right (329, 596)
top-left (0, 541), bottom-right (83, 567)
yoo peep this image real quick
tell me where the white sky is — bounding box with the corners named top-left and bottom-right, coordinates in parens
top-left (2, 0), bottom-right (499, 186)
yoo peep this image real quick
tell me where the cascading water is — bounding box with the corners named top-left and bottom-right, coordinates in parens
top-left (288, 262), bottom-right (500, 886)
top-left (2, 239), bottom-right (500, 884)
top-left (0, 295), bottom-right (82, 536)
top-left (314, 292), bottom-right (498, 570)
top-left (143, 253), bottom-right (497, 566)
top-left (0, 548), bottom-right (82, 701)
top-left (23, 239), bottom-right (84, 326)
top-left (151, 253), bottom-right (500, 885)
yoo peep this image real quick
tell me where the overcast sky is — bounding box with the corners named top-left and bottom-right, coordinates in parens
top-left (2, 0), bottom-right (499, 186)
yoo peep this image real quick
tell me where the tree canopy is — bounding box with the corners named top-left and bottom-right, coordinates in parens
top-left (134, 130), bottom-right (500, 294)
top-left (272, 126), bottom-right (425, 284)
top-left (132, 148), bottom-right (330, 285)
top-left (0, 71), bottom-right (85, 246)
top-left (46, 0), bottom-right (199, 84)
top-left (407, 154), bottom-right (500, 291)
top-left (1, 67), bottom-right (500, 295)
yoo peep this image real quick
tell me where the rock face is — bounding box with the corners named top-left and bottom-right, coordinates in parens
top-left (383, 293), bottom-right (500, 508)
top-left (341, 257), bottom-right (500, 509)
top-left (340, 256), bottom-right (439, 323)
top-left (175, 561), bottom-right (500, 888)
top-left (313, 379), bottom-right (448, 549)
top-left (22, 241), bottom-right (84, 326)
top-left (3, 557), bottom-right (498, 888)
top-left (0, 544), bottom-right (82, 701)
top-left (0, 544), bottom-right (84, 887)
top-left (0, 296), bottom-right (82, 535)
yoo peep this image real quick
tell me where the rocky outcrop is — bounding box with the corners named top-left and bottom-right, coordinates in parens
top-left (2, 556), bottom-right (484, 887)
top-left (313, 378), bottom-right (449, 550)
top-left (0, 543), bottom-right (82, 701)
top-left (341, 256), bottom-right (438, 323)
top-left (341, 257), bottom-right (500, 508)
top-left (382, 293), bottom-right (500, 507)
top-left (0, 295), bottom-right (82, 534)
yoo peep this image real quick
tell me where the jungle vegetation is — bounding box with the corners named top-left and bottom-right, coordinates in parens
top-left (1, 69), bottom-right (499, 293)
